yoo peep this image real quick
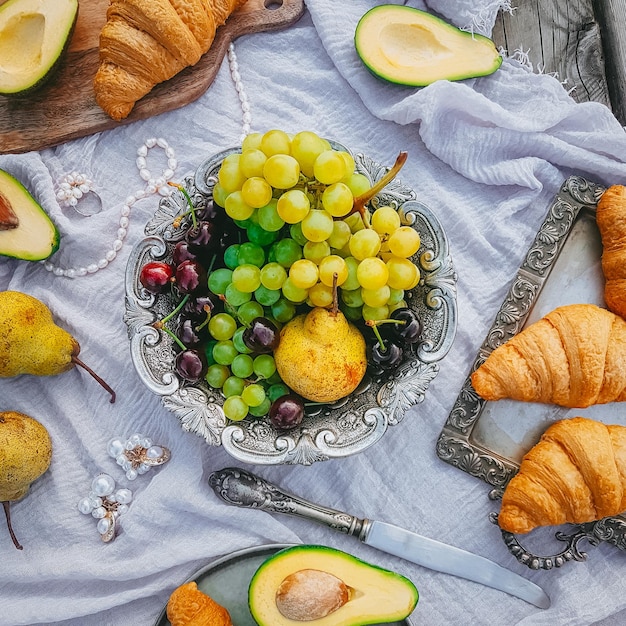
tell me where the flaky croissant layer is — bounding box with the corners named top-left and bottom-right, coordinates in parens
top-left (597, 184), bottom-right (626, 321)
top-left (499, 417), bottom-right (626, 534)
top-left (94, 0), bottom-right (247, 120)
top-left (471, 303), bottom-right (626, 408)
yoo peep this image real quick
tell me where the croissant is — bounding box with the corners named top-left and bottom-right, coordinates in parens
top-left (166, 581), bottom-right (233, 626)
top-left (471, 303), bottom-right (626, 408)
top-left (499, 417), bottom-right (626, 533)
top-left (94, 0), bottom-right (247, 121)
top-left (597, 185), bottom-right (626, 320)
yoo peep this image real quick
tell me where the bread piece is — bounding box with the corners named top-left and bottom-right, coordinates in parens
top-left (499, 417), bottom-right (626, 533)
top-left (94, 0), bottom-right (247, 121)
top-left (471, 303), bottom-right (626, 408)
top-left (166, 581), bottom-right (233, 626)
top-left (597, 185), bottom-right (626, 320)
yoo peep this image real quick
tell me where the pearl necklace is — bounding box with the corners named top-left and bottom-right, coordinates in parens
top-left (43, 138), bottom-right (177, 279)
top-left (43, 41), bottom-right (250, 279)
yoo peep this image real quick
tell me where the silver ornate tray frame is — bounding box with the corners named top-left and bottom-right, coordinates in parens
top-left (124, 145), bottom-right (457, 466)
top-left (436, 176), bottom-right (626, 569)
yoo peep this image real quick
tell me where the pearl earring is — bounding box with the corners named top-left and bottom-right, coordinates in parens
top-left (107, 433), bottom-right (171, 481)
top-left (77, 473), bottom-right (132, 542)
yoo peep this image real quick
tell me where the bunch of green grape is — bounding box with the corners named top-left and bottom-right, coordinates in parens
top-left (212, 129), bottom-right (421, 324)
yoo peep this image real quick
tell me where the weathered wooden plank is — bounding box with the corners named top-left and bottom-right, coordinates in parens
top-left (592, 0), bottom-right (626, 125)
top-left (492, 0), bottom-right (622, 122)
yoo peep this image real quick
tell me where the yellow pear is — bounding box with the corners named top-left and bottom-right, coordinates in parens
top-left (0, 290), bottom-right (115, 401)
top-left (0, 411), bottom-right (52, 549)
top-left (274, 306), bottom-right (367, 403)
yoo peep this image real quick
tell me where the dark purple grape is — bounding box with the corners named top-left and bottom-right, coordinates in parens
top-left (242, 317), bottom-right (280, 353)
top-left (177, 318), bottom-right (205, 348)
top-left (389, 308), bottom-right (423, 344)
top-left (139, 261), bottom-right (174, 294)
top-left (368, 341), bottom-right (404, 369)
top-left (172, 241), bottom-right (200, 266)
top-left (175, 259), bottom-right (207, 294)
top-left (269, 394), bottom-right (305, 430)
top-left (174, 349), bottom-right (207, 381)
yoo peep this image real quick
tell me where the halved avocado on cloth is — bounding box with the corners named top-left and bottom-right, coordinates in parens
top-left (0, 0), bottom-right (79, 96)
top-left (248, 544), bottom-right (419, 625)
top-left (0, 169), bottom-right (59, 261)
top-left (355, 5), bottom-right (502, 87)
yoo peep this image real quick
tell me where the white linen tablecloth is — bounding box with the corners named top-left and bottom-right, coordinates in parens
top-left (1, 1), bottom-right (626, 624)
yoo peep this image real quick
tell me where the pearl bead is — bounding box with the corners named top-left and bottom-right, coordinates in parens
top-left (137, 145), bottom-right (148, 157)
top-left (107, 438), bottom-right (125, 457)
top-left (53, 267), bottom-right (64, 276)
top-left (117, 504), bottom-right (129, 515)
top-left (136, 157), bottom-right (146, 169)
top-left (92, 473), bottom-right (116, 497)
top-left (116, 489), bottom-right (132, 505)
top-left (75, 267), bottom-right (87, 277)
top-left (78, 498), bottom-right (93, 515)
top-left (105, 250), bottom-right (117, 262)
top-left (97, 258), bottom-right (108, 269)
top-left (126, 469), bottom-right (138, 481)
top-left (92, 507), bottom-right (107, 519)
top-left (97, 517), bottom-right (112, 535)
top-left (65, 268), bottom-right (76, 279)
top-left (117, 228), bottom-right (127, 239)
top-left (168, 158), bottom-right (177, 169)
top-left (113, 239), bottom-right (123, 251)
top-left (157, 137), bottom-right (169, 148)
top-left (146, 137), bottom-right (157, 148)
top-left (119, 217), bottom-right (129, 228)
top-left (146, 445), bottom-right (164, 459)
top-left (139, 168), bottom-right (151, 181)
top-left (87, 263), bottom-right (99, 273)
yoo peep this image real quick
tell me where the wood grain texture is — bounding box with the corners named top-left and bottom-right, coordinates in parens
top-left (0, 0), bottom-right (305, 154)
top-left (492, 0), bottom-right (626, 126)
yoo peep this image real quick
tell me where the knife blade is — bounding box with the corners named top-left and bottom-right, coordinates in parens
top-left (209, 467), bottom-right (550, 609)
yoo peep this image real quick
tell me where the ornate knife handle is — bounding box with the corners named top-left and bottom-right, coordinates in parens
top-left (209, 467), bottom-right (370, 539)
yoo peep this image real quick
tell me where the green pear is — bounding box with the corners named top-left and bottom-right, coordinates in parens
top-left (0, 411), bottom-right (52, 549)
top-left (0, 291), bottom-right (115, 402)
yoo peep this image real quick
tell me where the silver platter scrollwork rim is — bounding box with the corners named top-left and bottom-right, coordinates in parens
top-left (435, 176), bottom-right (626, 569)
top-left (124, 143), bottom-right (457, 466)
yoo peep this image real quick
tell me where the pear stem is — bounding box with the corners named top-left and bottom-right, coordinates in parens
top-left (2, 501), bottom-right (23, 550)
top-left (350, 151), bottom-right (408, 223)
top-left (331, 273), bottom-right (339, 317)
top-left (71, 357), bottom-right (116, 403)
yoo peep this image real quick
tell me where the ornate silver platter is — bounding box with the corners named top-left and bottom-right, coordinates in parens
top-left (437, 176), bottom-right (626, 569)
top-left (124, 144), bottom-right (457, 466)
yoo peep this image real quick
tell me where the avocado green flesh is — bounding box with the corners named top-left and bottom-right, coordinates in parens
top-left (0, 170), bottom-right (59, 261)
top-left (355, 5), bottom-right (502, 86)
top-left (0, 0), bottom-right (78, 95)
top-left (249, 545), bottom-right (419, 626)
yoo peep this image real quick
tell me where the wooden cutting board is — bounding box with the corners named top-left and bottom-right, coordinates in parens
top-left (0, 0), bottom-right (305, 154)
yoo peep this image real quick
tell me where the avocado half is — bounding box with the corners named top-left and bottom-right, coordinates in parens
top-left (354, 5), bottom-right (502, 87)
top-left (0, 169), bottom-right (59, 261)
top-left (249, 545), bottom-right (419, 625)
top-left (0, 0), bottom-right (79, 96)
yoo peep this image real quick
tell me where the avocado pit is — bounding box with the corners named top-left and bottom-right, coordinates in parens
top-left (276, 569), bottom-right (350, 621)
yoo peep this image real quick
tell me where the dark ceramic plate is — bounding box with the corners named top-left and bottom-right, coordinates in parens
top-left (154, 543), bottom-right (413, 625)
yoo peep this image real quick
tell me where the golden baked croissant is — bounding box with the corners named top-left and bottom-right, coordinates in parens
top-left (166, 581), bottom-right (233, 626)
top-left (94, 0), bottom-right (247, 121)
top-left (471, 303), bottom-right (626, 408)
top-left (596, 185), bottom-right (626, 320)
top-left (499, 417), bottom-right (626, 533)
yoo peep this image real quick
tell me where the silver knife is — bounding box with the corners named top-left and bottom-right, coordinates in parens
top-left (209, 467), bottom-right (550, 610)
